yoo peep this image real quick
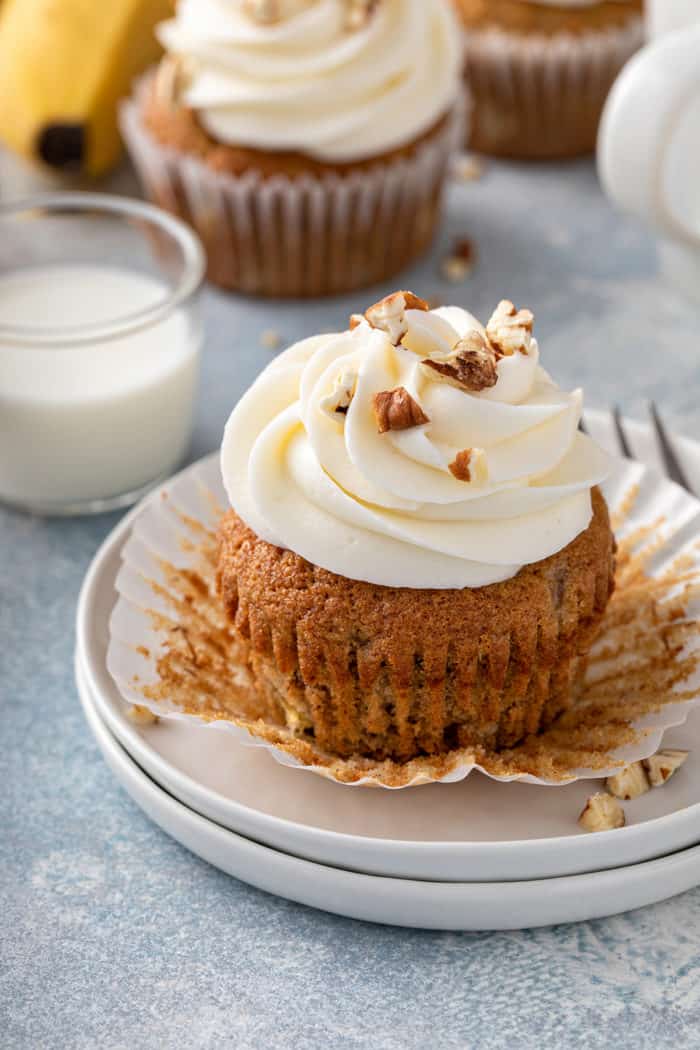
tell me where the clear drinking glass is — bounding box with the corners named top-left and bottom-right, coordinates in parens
top-left (0, 192), bottom-right (205, 515)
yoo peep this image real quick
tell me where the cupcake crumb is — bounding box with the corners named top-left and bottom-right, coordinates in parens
top-left (126, 704), bottom-right (159, 726)
top-left (260, 328), bottom-right (282, 351)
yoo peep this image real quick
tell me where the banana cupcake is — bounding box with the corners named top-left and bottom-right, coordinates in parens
top-left (217, 292), bottom-right (615, 762)
top-left (455, 0), bottom-right (644, 158)
top-left (121, 0), bottom-right (463, 297)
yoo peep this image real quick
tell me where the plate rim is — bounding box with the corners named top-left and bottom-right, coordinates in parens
top-left (75, 414), bottom-right (700, 876)
top-left (77, 659), bottom-right (700, 930)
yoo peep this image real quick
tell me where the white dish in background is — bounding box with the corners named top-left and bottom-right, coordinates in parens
top-left (76, 411), bottom-right (700, 882)
top-left (77, 659), bottom-right (700, 931)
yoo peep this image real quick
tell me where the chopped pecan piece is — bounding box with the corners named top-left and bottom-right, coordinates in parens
top-left (486, 299), bottom-right (534, 356)
top-left (451, 155), bottom-right (486, 182)
top-left (421, 331), bottom-right (498, 393)
top-left (440, 236), bottom-right (476, 284)
top-left (643, 749), bottom-right (689, 787)
top-left (578, 793), bottom-right (625, 833)
top-left (448, 448), bottom-right (487, 484)
top-left (372, 387), bottom-right (430, 433)
top-left (349, 313), bottom-right (364, 331)
top-left (127, 704), bottom-right (158, 726)
top-left (606, 762), bottom-right (650, 800)
top-left (320, 371), bottom-right (357, 418)
top-left (364, 290), bottom-right (430, 345)
top-left (441, 256), bottom-right (473, 284)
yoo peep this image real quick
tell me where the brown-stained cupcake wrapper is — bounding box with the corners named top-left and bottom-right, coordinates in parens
top-left (464, 17), bottom-right (644, 159)
top-left (120, 83), bottom-right (465, 297)
top-left (107, 453), bottom-right (700, 789)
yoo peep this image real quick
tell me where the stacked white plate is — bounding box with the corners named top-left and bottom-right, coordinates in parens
top-left (76, 412), bottom-right (700, 930)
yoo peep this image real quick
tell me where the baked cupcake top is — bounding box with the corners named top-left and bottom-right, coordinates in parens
top-left (156, 0), bottom-right (461, 162)
top-left (221, 293), bottom-right (611, 589)
top-left (455, 0), bottom-right (641, 34)
top-left (514, 1), bottom-right (634, 5)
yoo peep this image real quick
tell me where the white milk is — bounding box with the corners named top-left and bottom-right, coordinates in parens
top-left (0, 264), bottom-right (201, 509)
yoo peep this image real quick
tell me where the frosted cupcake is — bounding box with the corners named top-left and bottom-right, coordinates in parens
top-left (217, 291), bottom-right (615, 762)
top-left (121, 0), bottom-right (463, 297)
top-left (454, 0), bottom-right (644, 158)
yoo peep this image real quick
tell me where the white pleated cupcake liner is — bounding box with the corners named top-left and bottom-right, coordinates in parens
top-left (105, 451), bottom-right (700, 789)
top-left (120, 81), bottom-right (466, 297)
top-left (463, 17), bottom-right (644, 156)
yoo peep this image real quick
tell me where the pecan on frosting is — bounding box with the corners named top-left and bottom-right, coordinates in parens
top-left (373, 387), bottom-right (430, 433)
top-left (362, 290), bottom-right (429, 345)
top-left (420, 331), bottom-right (499, 393)
top-left (486, 299), bottom-right (534, 357)
top-left (320, 370), bottom-right (358, 418)
top-left (448, 448), bottom-right (488, 484)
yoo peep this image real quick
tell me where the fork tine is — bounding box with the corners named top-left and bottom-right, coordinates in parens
top-left (612, 405), bottom-right (634, 460)
top-left (649, 402), bottom-right (692, 492)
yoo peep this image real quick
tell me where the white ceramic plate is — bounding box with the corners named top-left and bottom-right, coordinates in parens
top-left (105, 420), bottom-right (700, 789)
top-left (77, 657), bottom-right (700, 931)
top-left (76, 411), bottom-right (700, 882)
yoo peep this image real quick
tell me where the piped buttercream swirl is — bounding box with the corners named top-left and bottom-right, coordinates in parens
top-left (221, 297), bottom-right (611, 589)
top-left (158, 0), bottom-right (461, 162)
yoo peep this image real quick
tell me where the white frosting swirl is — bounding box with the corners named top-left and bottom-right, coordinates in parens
top-left (158, 0), bottom-right (461, 162)
top-left (222, 303), bottom-right (611, 589)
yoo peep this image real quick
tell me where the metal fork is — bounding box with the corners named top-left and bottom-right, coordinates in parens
top-left (581, 404), bottom-right (694, 495)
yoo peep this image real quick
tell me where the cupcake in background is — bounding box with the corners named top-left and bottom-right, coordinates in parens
top-left (121, 0), bottom-right (463, 297)
top-left (454, 0), bottom-right (644, 159)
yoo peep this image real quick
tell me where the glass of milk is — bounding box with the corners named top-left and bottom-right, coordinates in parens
top-left (0, 193), bottom-right (205, 515)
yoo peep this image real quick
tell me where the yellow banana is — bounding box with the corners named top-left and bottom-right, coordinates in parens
top-left (0, 0), bottom-right (172, 176)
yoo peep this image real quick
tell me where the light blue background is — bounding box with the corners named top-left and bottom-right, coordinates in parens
top-left (2, 151), bottom-right (700, 1049)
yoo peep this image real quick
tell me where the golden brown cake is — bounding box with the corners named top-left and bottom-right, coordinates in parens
top-left (120, 0), bottom-right (463, 297)
top-left (454, 0), bottom-right (644, 159)
top-left (216, 292), bottom-right (616, 763)
top-left (217, 488), bottom-right (615, 761)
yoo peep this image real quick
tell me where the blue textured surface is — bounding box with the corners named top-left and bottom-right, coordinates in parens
top-left (3, 151), bottom-right (700, 1049)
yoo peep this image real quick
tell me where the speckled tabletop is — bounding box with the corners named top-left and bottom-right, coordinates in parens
top-left (3, 147), bottom-right (700, 1050)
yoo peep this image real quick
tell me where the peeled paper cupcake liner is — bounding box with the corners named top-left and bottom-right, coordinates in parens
top-left (106, 453), bottom-right (700, 789)
top-left (120, 81), bottom-right (465, 297)
top-left (463, 17), bottom-right (644, 158)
